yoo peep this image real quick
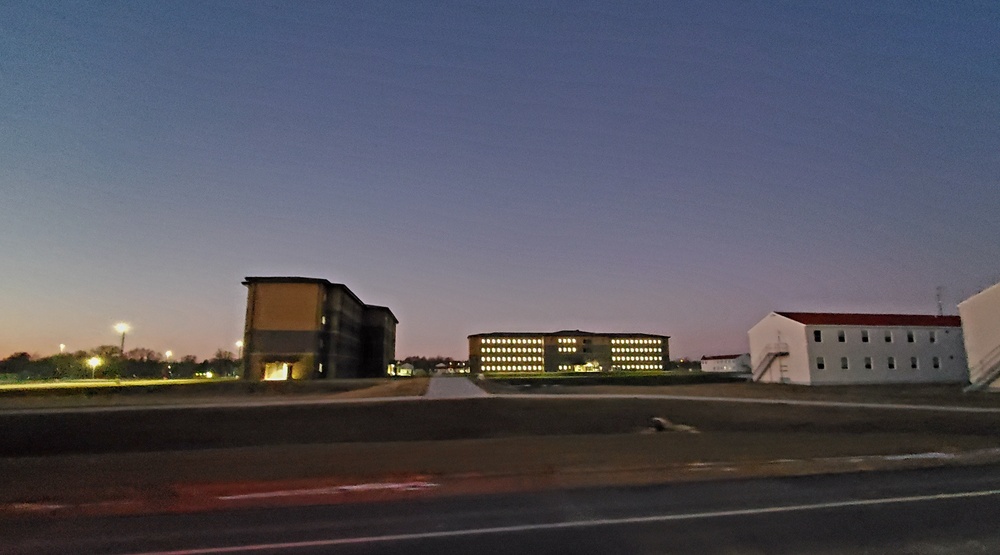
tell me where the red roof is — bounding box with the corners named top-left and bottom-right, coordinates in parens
top-left (776, 312), bottom-right (961, 328)
top-left (701, 354), bottom-right (747, 361)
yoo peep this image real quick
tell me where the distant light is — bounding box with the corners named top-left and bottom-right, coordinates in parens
top-left (205, 371), bottom-right (214, 379)
top-left (59, 344), bottom-right (66, 353)
top-left (235, 340), bottom-right (244, 348)
top-left (87, 357), bottom-right (102, 369)
top-left (114, 322), bottom-right (130, 334)
top-left (164, 350), bottom-right (173, 359)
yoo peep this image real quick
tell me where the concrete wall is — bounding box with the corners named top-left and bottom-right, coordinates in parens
top-left (749, 314), bottom-right (809, 384)
top-left (243, 282), bottom-right (323, 380)
top-left (805, 325), bottom-right (966, 385)
top-left (959, 282), bottom-right (1000, 389)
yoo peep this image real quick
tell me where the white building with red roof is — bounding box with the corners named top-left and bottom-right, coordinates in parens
top-left (959, 281), bottom-right (1000, 391)
top-left (700, 353), bottom-right (751, 373)
top-left (748, 312), bottom-right (966, 385)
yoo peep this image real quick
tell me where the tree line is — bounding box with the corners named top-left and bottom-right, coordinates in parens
top-left (0, 347), bottom-right (241, 381)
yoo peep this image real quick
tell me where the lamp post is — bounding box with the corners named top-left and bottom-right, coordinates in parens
top-left (235, 340), bottom-right (244, 358)
top-left (87, 357), bottom-right (102, 379)
top-left (59, 343), bottom-right (66, 354)
top-left (114, 322), bottom-right (130, 357)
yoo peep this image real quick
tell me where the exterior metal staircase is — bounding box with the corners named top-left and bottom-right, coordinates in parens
top-left (963, 344), bottom-right (1000, 393)
top-left (751, 343), bottom-right (789, 382)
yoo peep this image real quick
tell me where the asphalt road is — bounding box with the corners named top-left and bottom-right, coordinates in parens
top-left (423, 376), bottom-right (490, 399)
top-left (5, 465), bottom-right (1000, 554)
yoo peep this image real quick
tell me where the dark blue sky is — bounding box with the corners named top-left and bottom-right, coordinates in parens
top-left (2, 1), bottom-right (999, 359)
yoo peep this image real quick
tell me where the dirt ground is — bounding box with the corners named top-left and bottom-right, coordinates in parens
top-left (485, 381), bottom-right (1000, 407)
top-left (0, 378), bottom-right (428, 410)
top-left (3, 393), bottom-right (1000, 515)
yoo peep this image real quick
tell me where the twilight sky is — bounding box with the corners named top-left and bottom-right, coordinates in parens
top-left (2, 1), bottom-right (999, 360)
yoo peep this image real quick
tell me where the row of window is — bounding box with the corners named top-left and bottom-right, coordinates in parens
top-left (612, 338), bottom-right (661, 344)
top-left (612, 347), bottom-right (661, 353)
top-left (816, 356), bottom-right (941, 371)
top-left (613, 356), bottom-right (661, 362)
top-left (557, 338), bottom-right (578, 343)
top-left (483, 338), bottom-right (542, 344)
top-left (615, 365), bottom-right (662, 370)
top-left (557, 346), bottom-right (578, 353)
top-left (483, 356), bottom-right (543, 363)
top-left (814, 329), bottom-right (940, 344)
top-left (482, 347), bottom-right (543, 353)
top-left (483, 365), bottom-right (542, 371)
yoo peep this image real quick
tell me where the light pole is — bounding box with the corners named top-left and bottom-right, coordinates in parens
top-left (87, 357), bottom-right (102, 379)
top-left (235, 340), bottom-right (244, 358)
top-left (59, 343), bottom-right (66, 354)
top-left (114, 322), bottom-right (130, 357)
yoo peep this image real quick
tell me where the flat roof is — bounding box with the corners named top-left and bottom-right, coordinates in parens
top-left (776, 312), bottom-right (961, 327)
top-left (701, 354), bottom-right (747, 361)
top-left (468, 330), bottom-right (669, 339)
top-left (243, 276), bottom-right (396, 322)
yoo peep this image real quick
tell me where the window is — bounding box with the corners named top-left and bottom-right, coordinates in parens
top-left (861, 330), bottom-right (869, 343)
top-left (929, 331), bottom-right (937, 343)
top-left (840, 357), bottom-right (849, 369)
top-left (813, 330), bottom-right (822, 342)
top-left (932, 357), bottom-right (940, 369)
top-left (864, 357), bottom-right (872, 370)
top-left (816, 357), bottom-right (825, 370)
top-left (910, 357), bottom-right (918, 369)
top-left (887, 356), bottom-right (896, 370)
top-left (906, 330), bottom-right (914, 343)
top-left (837, 330), bottom-right (845, 343)
top-left (885, 331), bottom-right (893, 343)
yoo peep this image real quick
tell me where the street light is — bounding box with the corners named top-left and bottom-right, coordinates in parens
top-left (59, 343), bottom-right (66, 354)
top-left (235, 340), bottom-right (244, 358)
top-left (114, 322), bottom-right (130, 356)
top-left (164, 350), bottom-right (173, 360)
top-left (87, 356), bottom-right (102, 379)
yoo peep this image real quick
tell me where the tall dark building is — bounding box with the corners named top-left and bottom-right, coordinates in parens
top-left (468, 330), bottom-right (669, 373)
top-left (242, 277), bottom-right (397, 380)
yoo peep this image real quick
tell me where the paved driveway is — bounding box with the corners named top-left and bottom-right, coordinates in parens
top-left (424, 376), bottom-right (490, 399)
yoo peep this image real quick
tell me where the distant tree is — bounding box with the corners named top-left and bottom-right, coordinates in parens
top-left (181, 355), bottom-right (198, 363)
top-left (91, 345), bottom-right (122, 359)
top-left (0, 353), bottom-right (32, 376)
top-left (125, 348), bottom-right (161, 361)
top-left (400, 356), bottom-right (454, 371)
top-left (213, 349), bottom-right (235, 361)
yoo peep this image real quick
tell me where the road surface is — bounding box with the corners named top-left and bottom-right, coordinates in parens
top-left (423, 376), bottom-right (490, 399)
top-left (4, 464), bottom-right (1000, 554)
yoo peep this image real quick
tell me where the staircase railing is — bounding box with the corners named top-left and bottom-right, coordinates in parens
top-left (964, 343), bottom-right (1000, 393)
top-left (752, 343), bottom-right (789, 382)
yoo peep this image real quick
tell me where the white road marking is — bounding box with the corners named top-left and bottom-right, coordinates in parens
top-left (122, 488), bottom-right (1000, 555)
top-left (217, 481), bottom-right (438, 500)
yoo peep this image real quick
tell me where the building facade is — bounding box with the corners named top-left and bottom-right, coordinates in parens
top-left (468, 330), bottom-right (669, 373)
top-left (700, 353), bottom-right (751, 373)
top-left (242, 277), bottom-right (397, 380)
top-left (959, 281), bottom-right (1000, 391)
top-left (748, 312), bottom-right (966, 385)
